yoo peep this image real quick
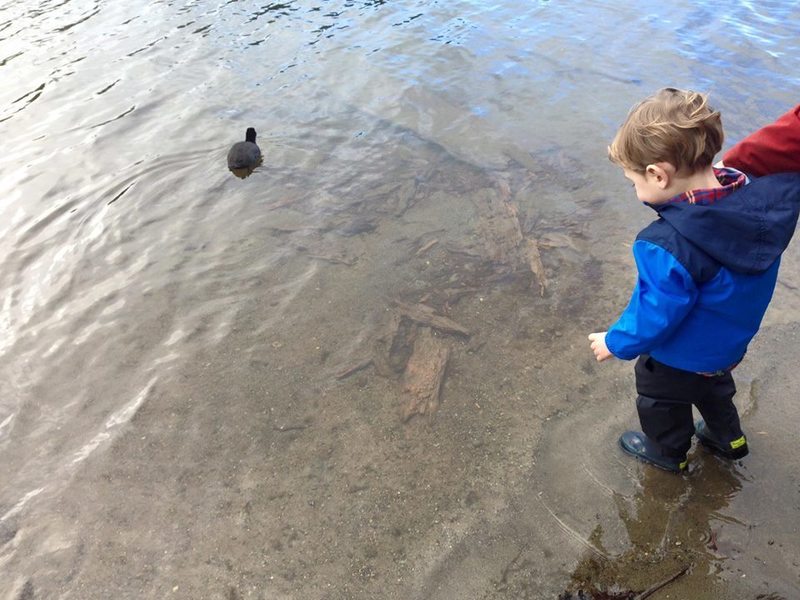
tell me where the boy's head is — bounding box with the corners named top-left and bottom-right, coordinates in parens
top-left (609, 88), bottom-right (724, 174)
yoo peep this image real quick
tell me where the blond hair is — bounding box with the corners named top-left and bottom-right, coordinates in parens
top-left (608, 88), bottom-right (724, 174)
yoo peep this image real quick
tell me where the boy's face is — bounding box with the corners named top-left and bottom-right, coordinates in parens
top-left (622, 167), bottom-right (673, 205)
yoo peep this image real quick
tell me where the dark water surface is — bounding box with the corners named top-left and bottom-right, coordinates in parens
top-left (2, 0), bottom-right (800, 598)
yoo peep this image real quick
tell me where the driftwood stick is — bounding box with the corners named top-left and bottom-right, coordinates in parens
top-left (524, 238), bottom-right (547, 297)
top-left (415, 239), bottom-right (439, 256)
top-left (308, 254), bottom-right (358, 266)
top-left (335, 359), bottom-right (373, 380)
top-left (633, 565), bottom-right (690, 600)
top-left (497, 546), bottom-right (527, 587)
top-left (402, 329), bottom-right (449, 422)
top-left (393, 300), bottom-right (471, 337)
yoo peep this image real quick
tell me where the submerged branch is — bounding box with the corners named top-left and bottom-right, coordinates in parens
top-left (633, 565), bottom-right (690, 600)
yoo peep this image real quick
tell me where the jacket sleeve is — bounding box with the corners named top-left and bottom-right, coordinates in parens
top-left (605, 240), bottom-right (699, 360)
top-left (723, 104), bottom-right (800, 177)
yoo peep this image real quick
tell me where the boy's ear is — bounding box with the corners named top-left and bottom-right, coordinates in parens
top-left (645, 162), bottom-right (675, 189)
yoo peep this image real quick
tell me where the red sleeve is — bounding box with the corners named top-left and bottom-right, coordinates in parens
top-left (723, 104), bottom-right (800, 177)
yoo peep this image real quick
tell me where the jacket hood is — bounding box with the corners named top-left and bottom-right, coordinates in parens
top-left (650, 173), bottom-right (800, 274)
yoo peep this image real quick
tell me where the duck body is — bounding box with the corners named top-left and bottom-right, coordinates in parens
top-left (227, 127), bottom-right (262, 170)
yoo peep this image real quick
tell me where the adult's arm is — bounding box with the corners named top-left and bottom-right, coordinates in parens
top-left (723, 104), bottom-right (800, 176)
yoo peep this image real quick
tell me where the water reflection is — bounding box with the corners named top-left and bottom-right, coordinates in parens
top-left (563, 459), bottom-right (745, 598)
top-left (229, 166), bottom-right (258, 179)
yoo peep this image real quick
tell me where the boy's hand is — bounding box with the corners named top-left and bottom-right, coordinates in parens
top-left (588, 332), bottom-right (613, 362)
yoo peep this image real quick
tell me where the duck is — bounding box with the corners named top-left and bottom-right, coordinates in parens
top-left (227, 127), bottom-right (262, 178)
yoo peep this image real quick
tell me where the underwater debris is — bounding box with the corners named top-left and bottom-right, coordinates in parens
top-left (335, 217), bottom-right (378, 237)
top-left (307, 253), bottom-right (358, 266)
top-left (334, 359), bottom-right (374, 380)
top-left (402, 328), bottom-right (449, 422)
top-left (524, 238), bottom-right (547, 297)
top-left (472, 186), bottom-right (549, 294)
top-left (393, 300), bottom-right (470, 337)
top-left (558, 565), bottom-right (690, 600)
top-left (372, 313), bottom-right (418, 376)
top-left (415, 238), bottom-right (439, 256)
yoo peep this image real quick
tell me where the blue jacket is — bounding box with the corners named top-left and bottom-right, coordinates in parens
top-left (606, 172), bottom-right (800, 372)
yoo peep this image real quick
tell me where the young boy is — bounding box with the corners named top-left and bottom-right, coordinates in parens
top-left (589, 88), bottom-right (800, 473)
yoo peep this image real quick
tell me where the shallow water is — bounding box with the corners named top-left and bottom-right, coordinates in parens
top-left (2, 0), bottom-right (800, 598)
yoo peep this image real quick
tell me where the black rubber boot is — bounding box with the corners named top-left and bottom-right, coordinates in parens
top-left (619, 431), bottom-right (688, 473)
top-left (695, 420), bottom-right (749, 459)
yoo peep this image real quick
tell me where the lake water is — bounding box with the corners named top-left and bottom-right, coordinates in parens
top-left (2, 1), bottom-right (800, 598)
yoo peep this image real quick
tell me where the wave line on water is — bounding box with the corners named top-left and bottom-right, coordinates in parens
top-left (100, 377), bottom-right (156, 438)
top-left (1, 487), bottom-right (44, 523)
top-left (0, 413), bottom-right (13, 438)
top-left (0, 378), bottom-right (159, 526)
top-left (70, 432), bottom-right (111, 465)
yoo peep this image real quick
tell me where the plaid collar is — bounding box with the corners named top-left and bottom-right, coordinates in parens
top-left (669, 167), bottom-right (747, 206)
